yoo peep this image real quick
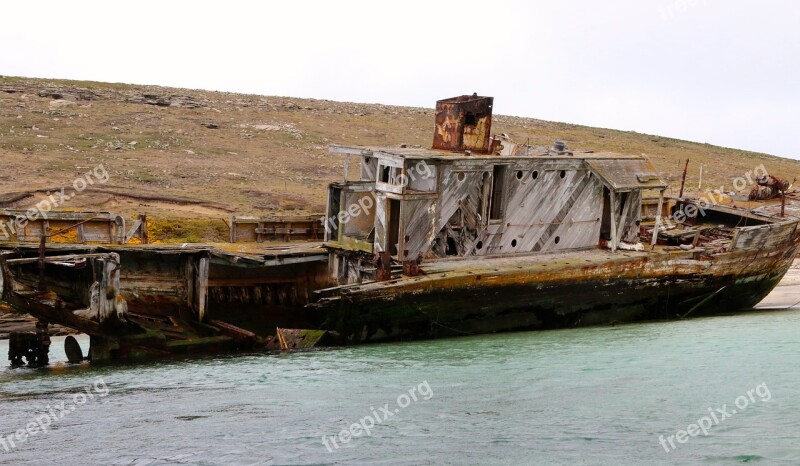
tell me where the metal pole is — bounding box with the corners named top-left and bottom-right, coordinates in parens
top-left (781, 189), bottom-right (786, 218)
top-left (679, 159), bottom-right (689, 198)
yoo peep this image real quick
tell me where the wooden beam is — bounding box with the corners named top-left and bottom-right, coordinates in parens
top-left (615, 192), bottom-right (633, 245)
top-left (609, 190), bottom-right (618, 252)
top-left (652, 190), bottom-right (664, 247)
top-left (229, 215), bottom-right (237, 243)
top-left (196, 257), bottom-right (209, 322)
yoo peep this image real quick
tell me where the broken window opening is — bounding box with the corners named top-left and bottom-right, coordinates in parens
top-left (380, 165), bottom-right (391, 183)
top-left (446, 237), bottom-right (458, 256)
top-left (600, 187), bottom-right (612, 241)
top-left (464, 112), bottom-right (478, 126)
top-left (448, 208), bottom-right (464, 228)
top-left (479, 171), bottom-right (490, 222)
top-left (387, 199), bottom-right (401, 256)
top-left (619, 192), bottom-right (629, 216)
top-left (489, 165), bottom-right (507, 221)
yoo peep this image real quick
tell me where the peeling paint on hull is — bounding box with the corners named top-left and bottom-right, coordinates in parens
top-left (315, 237), bottom-right (800, 342)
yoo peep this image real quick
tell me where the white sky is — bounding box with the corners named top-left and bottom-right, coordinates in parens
top-left (2, 0), bottom-right (798, 158)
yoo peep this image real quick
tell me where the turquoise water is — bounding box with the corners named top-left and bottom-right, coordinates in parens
top-left (1, 309), bottom-right (800, 465)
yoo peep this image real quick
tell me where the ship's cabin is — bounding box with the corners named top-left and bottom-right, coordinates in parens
top-left (325, 95), bottom-right (667, 283)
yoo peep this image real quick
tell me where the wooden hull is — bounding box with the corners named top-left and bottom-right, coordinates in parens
top-left (2, 216), bottom-right (799, 361)
top-left (312, 229), bottom-right (800, 342)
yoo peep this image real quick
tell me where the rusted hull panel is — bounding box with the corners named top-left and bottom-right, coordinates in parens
top-left (312, 234), bottom-right (800, 342)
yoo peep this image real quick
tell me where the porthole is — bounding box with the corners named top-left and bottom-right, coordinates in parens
top-left (476, 241), bottom-right (483, 250)
top-left (532, 170), bottom-right (539, 180)
top-left (560, 170), bottom-right (566, 179)
top-left (516, 170), bottom-right (523, 180)
top-left (457, 172), bottom-right (466, 182)
top-left (511, 239), bottom-right (517, 247)
top-left (554, 236), bottom-right (561, 244)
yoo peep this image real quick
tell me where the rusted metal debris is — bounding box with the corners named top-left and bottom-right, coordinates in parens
top-left (375, 251), bottom-right (392, 281)
top-left (679, 158), bottom-right (689, 198)
top-left (749, 175), bottom-right (792, 201)
top-left (402, 254), bottom-right (422, 277)
top-left (432, 94), bottom-right (494, 154)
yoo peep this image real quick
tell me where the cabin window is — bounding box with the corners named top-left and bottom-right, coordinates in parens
top-left (489, 165), bottom-right (507, 220)
top-left (378, 164), bottom-right (403, 185)
top-left (516, 170), bottom-right (524, 180)
top-left (465, 112), bottom-right (478, 126)
top-left (407, 163), bottom-right (437, 192)
top-left (532, 170), bottom-right (539, 180)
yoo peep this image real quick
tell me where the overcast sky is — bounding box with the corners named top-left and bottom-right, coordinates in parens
top-left (2, 1), bottom-right (798, 158)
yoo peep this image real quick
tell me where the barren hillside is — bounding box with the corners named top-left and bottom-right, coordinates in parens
top-left (1, 75), bottom-right (799, 242)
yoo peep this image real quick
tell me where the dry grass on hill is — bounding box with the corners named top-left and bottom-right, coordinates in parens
top-left (2, 75), bottom-right (799, 242)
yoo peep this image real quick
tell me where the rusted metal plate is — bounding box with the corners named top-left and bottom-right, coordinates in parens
top-left (432, 95), bottom-right (494, 154)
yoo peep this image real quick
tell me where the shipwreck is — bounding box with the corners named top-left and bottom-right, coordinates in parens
top-left (2, 94), bottom-right (800, 366)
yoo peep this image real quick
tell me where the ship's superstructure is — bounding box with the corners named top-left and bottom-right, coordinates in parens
top-left (325, 94), bottom-right (667, 285)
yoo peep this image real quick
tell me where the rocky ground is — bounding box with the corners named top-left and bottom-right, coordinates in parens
top-left (2, 75), bottom-right (799, 230)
